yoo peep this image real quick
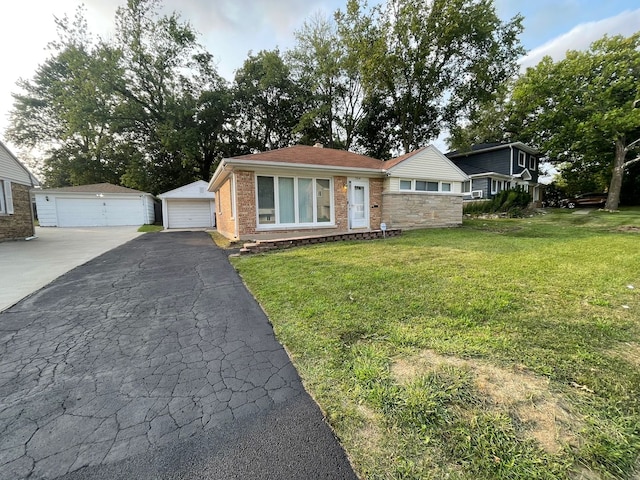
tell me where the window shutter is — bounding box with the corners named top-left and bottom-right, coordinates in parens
top-left (4, 180), bottom-right (13, 214)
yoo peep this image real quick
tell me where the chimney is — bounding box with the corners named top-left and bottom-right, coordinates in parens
top-left (313, 142), bottom-right (324, 148)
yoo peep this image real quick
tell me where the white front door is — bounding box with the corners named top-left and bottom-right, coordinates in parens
top-left (348, 179), bottom-right (369, 229)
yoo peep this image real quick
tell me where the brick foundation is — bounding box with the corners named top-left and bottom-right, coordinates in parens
top-left (239, 228), bottom-right (402, 254)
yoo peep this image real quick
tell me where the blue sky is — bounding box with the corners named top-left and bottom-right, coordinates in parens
top-left (1, 0), bottom-right (640, 148)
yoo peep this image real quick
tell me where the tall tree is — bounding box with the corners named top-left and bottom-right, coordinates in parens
top-left (289, 12), bottom-right (369, 151)
top-left (447, 84), bottom-right (513, 152)
top-left (233, 49), bottom-right (301, 152)
top-left (510, 33), bottom-right (640, 210)
top-left (8, 8), bottom-right (124, 186)
top-left (111, 0), bottom-right (216, 193)
top-left (339, 0), bottom-right (524, 153)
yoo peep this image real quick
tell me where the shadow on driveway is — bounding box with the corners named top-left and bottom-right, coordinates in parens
top-left (0, 232), bottom-right (356, 480)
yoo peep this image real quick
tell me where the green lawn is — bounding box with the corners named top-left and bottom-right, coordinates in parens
top-left (137, 224), bottom-right (164, 232)
top-left (231, 208), bottom-right (640, 480)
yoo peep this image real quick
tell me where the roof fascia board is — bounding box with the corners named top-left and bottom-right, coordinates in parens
top-left (224, 158), bottom-right (384, 176)
top-left (449, 142), bottom-right (539, 158)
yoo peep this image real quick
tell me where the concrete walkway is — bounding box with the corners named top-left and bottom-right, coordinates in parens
top-left (0, 232), bottom-right (357, 479)
top-left (0, 227), bottom-right (143, 312)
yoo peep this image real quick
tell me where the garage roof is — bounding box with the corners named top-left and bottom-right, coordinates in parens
top-left (36, 183), bottom-right (150, 195)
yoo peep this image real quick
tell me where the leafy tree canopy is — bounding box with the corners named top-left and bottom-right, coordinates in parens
top-left (509, 33), bottom-right (640, 210)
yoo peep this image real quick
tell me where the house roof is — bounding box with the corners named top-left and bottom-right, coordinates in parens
top-left (0, 139), bottom-right (40, 187)
top-left (451, 161), bottom-right (489, 176)
top-left (158, 180), bottom-right (214, 199)
top-left (231, 145), bottom-right (385, 170)
top-left (446, 142), bottom-right (539, 158)
top-left (36, 183), bottom-right (150, 195)
top-left (382, 147), bottom-right (428, 169)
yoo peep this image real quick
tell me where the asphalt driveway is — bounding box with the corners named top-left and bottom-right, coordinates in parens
top-left (0, 232), bottom-right (357, 479)
top-left (0, 227), bottom-right (143, 312)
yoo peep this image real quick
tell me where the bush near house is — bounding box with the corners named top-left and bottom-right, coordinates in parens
top-left (232, 209), bottom-right (640, 480)
top-left (464, 188), bottom-right (532, 217)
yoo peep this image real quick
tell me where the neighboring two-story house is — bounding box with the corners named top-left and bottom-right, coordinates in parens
top-left (446, 142), bottom-right (541, 204)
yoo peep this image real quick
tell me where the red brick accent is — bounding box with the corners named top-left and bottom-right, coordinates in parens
top-left (239, 229), bottom-right (402, 254)
top-left (369, 177), bottom-right (383, 230)
top-left (334, 176), bottom-right (348, 230)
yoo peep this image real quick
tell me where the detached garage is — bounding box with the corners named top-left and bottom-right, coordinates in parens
top-left (158, 180), bottom-right (215, 229)
top-left (35, 183), bottom-right (155, 227)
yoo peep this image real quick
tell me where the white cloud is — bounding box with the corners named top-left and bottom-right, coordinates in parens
top-left (519, 8), bottom-right (640, 70)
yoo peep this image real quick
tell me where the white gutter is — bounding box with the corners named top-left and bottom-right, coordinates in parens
top-left (225, 158), bottom-right (383, 175)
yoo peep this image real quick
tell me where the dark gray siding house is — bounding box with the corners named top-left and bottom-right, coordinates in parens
top-left (446, 142), bottom-right (541, 203)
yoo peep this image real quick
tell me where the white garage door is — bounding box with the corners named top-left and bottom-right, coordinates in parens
top-left (166, 199), bottom-right (214, 228)
top-left (56, 197), bottom-right (144, 227)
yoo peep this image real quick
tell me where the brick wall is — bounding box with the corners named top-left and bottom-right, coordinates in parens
top-left (215, 177), bottom-right (237, 239)
top-left (334, 176), bottom-right (348, 231)
top-left (0, 182), bottom-right (35, 241)
top-left (369, 178), bottom-right (383, 229)
top-left (381, 192), bottom-right (463, 229)
top-left (235, 171), bottom-right (257, 237)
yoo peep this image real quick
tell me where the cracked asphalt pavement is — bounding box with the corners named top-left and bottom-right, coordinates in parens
top-left (0, 232), bottom-right (357, 479)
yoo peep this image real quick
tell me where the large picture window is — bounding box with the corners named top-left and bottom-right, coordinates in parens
top-left (257, 175), bottom-right (333, 227)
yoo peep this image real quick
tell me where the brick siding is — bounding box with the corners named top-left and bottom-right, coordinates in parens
top-left (235, 171), bottom-right (257, 237)
top-left (0, 182), bottom-right (35, 241)
top-left (215, 177), bottom-right (237, 239)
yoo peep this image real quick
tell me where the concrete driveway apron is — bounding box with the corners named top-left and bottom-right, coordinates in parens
top-left (0, 226), bottom-right (143, 312)
top-left (0, 232), bottom-right (357, 479)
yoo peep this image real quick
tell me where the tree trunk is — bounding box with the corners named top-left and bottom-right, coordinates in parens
top-left (605, 138), bottom-right (626, 210)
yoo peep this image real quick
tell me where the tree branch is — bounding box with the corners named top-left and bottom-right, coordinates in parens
top-left (626, 137), bottom-right (640, 150)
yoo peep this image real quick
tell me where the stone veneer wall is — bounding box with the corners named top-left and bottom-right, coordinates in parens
top-left (381, 192), bottom-right (463, 229)
top-left (0, 182), bottom-right (34, 241)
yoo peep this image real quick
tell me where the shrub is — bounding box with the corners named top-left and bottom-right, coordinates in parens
top-left (463, 188), bottom-right (532, 217)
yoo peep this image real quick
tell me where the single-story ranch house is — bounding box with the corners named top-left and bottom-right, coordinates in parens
top-left (208, 144), bottom-right (469, 240)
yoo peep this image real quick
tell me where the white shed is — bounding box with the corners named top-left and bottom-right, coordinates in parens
top-left (158, 180), bottom-right (216, 229)
top-left (34, 183), bottom-right (155, 227)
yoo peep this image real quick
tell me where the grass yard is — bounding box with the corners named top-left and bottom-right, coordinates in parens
top-left (231, 208), bottom-right (640, 479)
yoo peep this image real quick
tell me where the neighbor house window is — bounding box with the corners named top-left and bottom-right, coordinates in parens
top-left (257, 175), bottom-right (332, 227)
top-left (518, 151), bottom-right (526, 167)
top-left (491, 179), bottom-right (505, 194)
top-left (0, 180), bottom-right (12, 215)
top-left (529, 156), bottom-right (536, 170)
top-left (400, 179), bottom-right (412, 190)
top-left (415, 180), bottom-right (427, 191)
top-left (441, 182), bottom-right (451, 192)
top-left (462, 181), bottom-right (471, 193)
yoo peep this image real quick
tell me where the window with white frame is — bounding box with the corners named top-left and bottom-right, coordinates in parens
top-left (518, 151), bottom-right (526, 167)
top-left (399, 179), bottom-right (412, 190)
top-left (399, 179), bottom-right (453, 193)
top-left (462, 181), bottom-right (471, 193)
top-left (491, 179), bottom-right (506, 194)
top-left (256, 175), bottom-right (332, 226)
top-left (529, 156), bottom-right (536, 170)
top-left (0, 180), bottom-right (12, 214)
